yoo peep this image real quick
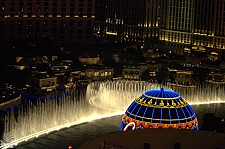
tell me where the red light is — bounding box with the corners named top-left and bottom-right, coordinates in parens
top-left (68, 146), bottom-right (72, 149)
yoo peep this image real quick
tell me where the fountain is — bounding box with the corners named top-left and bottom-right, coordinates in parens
top-left (1, 80), bottom-right (225, 148)
top-left (88, 80), bottom-right (225, 113)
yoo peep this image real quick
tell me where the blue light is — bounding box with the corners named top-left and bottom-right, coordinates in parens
top-left (184, 105), bottom-right (192, 120)
top-left (168, 107), bottom-right (172, 124)
top-left (121, 88), bottom-right (198, 130)
top-left (151, 107), bottom-right (155, 123)
top-left (160, 89), bottom-right (164, 124)
top-left (128, 103), bottom-right (138, 118)
top-left (181, 107), bottom-right (187, 123)
top-left (175, 107), bottom-right (180, 123)
top-left (135, 105), bottom-right (142, 120)
top-left (120, 120), bottom-right (125, 131)
top-left (142, 106), bottom-right (148, 121)
top-left (127, 101), bottom-right (136, 112)
top-left (160, 108), bottom-right (162, 124)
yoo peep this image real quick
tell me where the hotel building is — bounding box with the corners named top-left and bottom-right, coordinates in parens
top-left (96, 0), bottom-right (225, 58)
top-left (158, 0), bottom-right (195, 54)
top-left (159, 0), bottom-right (225, 56)
top-left (95, 0), bottom-right (160, 46)
top-left (0, 0), bottom-right (95, 44)
top-left (192, 0), bottom-right (225, 60)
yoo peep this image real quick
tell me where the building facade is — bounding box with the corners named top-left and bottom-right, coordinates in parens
top-left (96, 0), bottom-right (225, 57)
top-left (85, 65), bottom-right (113, 81)
top-left (27, 71), bottom-right (57, 93)
top-left (158, 0), bottom-right (195, 54)
top-left (159, 0), bottom-right (225, 56)
top-left (0, 0), bottom-right (95, 44)
top-left (95, 0), bottom-right (159, 45)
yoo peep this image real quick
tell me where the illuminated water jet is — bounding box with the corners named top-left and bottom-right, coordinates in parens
top-left (1, 80), bottom-right (225, 148)
top-left (87, 81), bottom-right (225, 113)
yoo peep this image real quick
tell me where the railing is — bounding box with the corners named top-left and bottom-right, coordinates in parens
top-left (0, 94), bottom-right (21, 107)
top-left (100, 141), bottom-right (135, 149)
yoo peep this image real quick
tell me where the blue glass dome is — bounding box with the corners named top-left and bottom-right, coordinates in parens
top-left (120, 88), bottom-right (198, 131)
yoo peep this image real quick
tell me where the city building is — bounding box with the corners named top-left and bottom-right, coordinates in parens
top-left (95, 0), bottom-right (159, 46)
top-left (26, 71), bottom-right (57, 93)
top-left (207, 73), bottom-right (225, 84)
top-left (167, 68), bottom-right (195, 87)
top-left (79, 55), bottom-right (100, 65)
top-left (70, 70), bottom-right (82, 80)
top-left (159, 0), bottom-right (195, 54)
top-left (175, 70), bottom-right (194, 86)
top-left (159, 0), bottom-right (225, 56)
top-left (85, 64), bottom-right (113, 82)
top-left (122, 63), bottom-right (148, 81)
top-left (122, 64), bottom-right (141, 81)
top-left (0, 0), bottom-right (95, 45)
top-left (95, 0), bottom-right (225, 58)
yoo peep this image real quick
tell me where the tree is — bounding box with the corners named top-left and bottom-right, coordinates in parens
top-left (10, 68), bottom-right (29, 89)
top-left (141, 70), bottom-right (151, 81)
top-left (36, 62), bottom-right (50, 72)
top-left (102, 59), bottom-right (123, 77)
top-left (156, 68), bottom-right (168, 85)
top-left (156, 71), bottom-right (164, 85)
top-left (202, 113), bottom-right (223, 132)
top-left (196, 68), bottom-right (210, 83)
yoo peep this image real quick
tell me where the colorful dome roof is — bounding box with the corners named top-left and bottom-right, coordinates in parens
top-left (120, 88), bottom-right (198, 131)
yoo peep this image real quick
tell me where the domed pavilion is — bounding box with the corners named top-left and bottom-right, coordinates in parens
top-left (120, 88), bottom-right (198, 131)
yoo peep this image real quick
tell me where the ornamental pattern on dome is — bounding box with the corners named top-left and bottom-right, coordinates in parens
top-left (120, 88), bottom-right (199, 131)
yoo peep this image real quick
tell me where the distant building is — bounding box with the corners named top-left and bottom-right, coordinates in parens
top-left (185, 56), bottom-right (200, 67)
top-left (122, 62), bottom-right (148, 81)
top-left (207, 73), bottom-right (225, 85)
top-left (147, 61), bottom-right (162, 72)
top-left (158, 0), bottom-right (195, 55)
top-left (159, 0), bottom-right (225, 56)
top-left (70, 71), bottom-right (82, 81)
top-left (85, 64), bottom-right (113, 82)
top-left (122, 64), bottom-right (141, 81)
top-left (27, 71), bottom-right (57, 93)
top-left (95, 0), bottom-right (159, 45)
top-left (175, 70), bottom-right (194, 86)
top-left (167, 68), bottom-right (195, 87)
top-left (95, 0), bottom-right (225, 58)
top-left (0, 0), bottom-right (95, 44)
top-left (79, 55), bottom-right (100, 65)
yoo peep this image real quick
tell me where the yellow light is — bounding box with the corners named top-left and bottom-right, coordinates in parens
top-left (106, 32), bottom-right (117, 35)
top-left (211, 52), bottom-right (218, 55)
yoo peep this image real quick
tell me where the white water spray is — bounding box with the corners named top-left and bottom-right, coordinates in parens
top-left (1, 81), bottom-right (225, 148)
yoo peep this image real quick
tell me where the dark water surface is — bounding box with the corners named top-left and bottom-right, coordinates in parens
top-left (15, 103), bottom-right (225, 149)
